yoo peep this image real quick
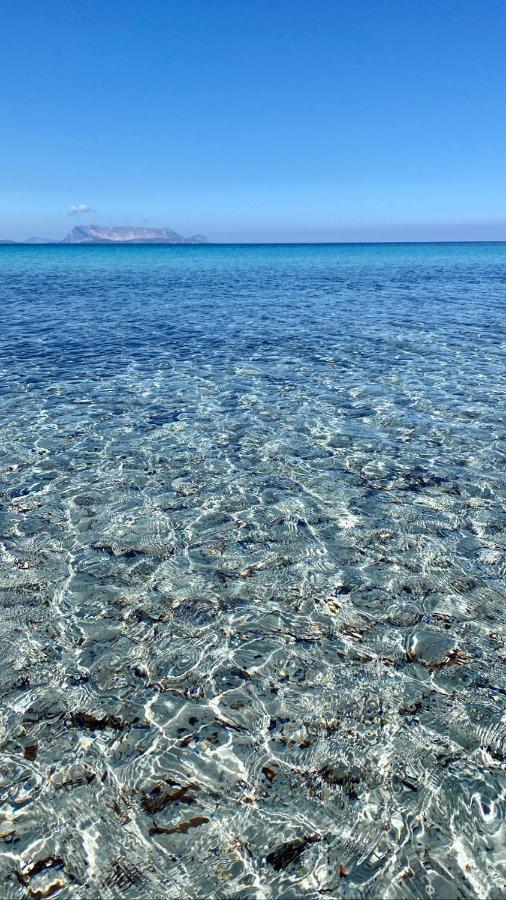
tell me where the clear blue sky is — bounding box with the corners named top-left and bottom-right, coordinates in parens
top-left (1, 0), bottom-right (506, 241)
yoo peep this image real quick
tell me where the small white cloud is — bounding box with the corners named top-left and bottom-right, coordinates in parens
top-left (68, 203), bottom-right (95, 216)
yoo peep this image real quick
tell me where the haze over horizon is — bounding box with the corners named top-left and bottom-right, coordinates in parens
top-left (2, 0), bottom-right (506, 242)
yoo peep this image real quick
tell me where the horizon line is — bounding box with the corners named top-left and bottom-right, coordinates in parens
top-left (2, 239), bottom-right (506, 247)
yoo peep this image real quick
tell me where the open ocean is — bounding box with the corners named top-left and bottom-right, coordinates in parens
top-left (0, 243), bottom-right (504, 899)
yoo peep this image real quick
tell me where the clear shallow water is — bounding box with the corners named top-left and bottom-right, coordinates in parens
top-left (0, 243), bottom-right (504, 899)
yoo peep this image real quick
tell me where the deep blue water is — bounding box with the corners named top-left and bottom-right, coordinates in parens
top-left (0, 244), bottom-right (505, 898)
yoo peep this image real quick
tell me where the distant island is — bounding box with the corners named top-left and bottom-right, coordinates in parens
top-left (63, 225), bottom-right (207, 244)
top-left (0, 225), bottom-right (207, 245)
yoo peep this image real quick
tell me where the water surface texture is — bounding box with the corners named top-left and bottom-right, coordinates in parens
top-left (0, 244), bottom-right (505, 899)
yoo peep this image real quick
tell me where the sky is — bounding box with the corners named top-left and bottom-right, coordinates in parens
top-left (1, 0), bottom-right (506, 242)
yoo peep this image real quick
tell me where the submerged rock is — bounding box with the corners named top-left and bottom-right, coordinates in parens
top-left (405, 630), bottom-right (468, 668)
top-left (266, 834), bottom-right (321, 871)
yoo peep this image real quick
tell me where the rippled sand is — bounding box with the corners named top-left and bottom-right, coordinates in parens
top-left (0, 244), bottom-right (504, 898)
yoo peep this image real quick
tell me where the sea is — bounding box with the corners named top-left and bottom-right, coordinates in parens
top-left (0, 243), bottom-right (504, 898)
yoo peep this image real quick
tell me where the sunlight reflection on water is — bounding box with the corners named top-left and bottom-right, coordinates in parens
top-left (0, 243), bottom-right (504, 898)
